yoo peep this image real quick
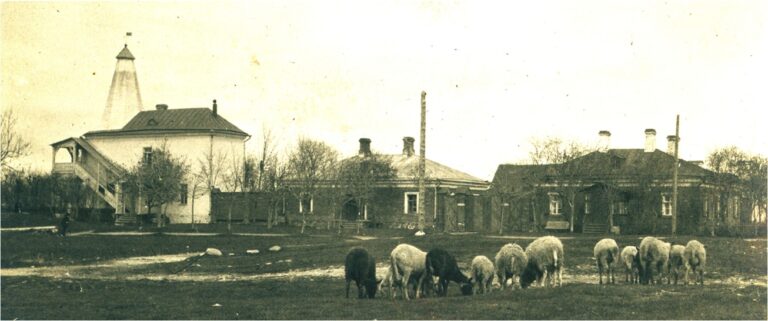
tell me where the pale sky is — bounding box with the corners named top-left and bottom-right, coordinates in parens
top-left (2, 0), bottom-right (767, 180)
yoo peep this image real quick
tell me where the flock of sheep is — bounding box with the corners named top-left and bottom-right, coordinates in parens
top-left (344, 235), bottom-right (707, 299)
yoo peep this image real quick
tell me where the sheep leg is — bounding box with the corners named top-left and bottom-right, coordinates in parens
top-left (346, 279), bottom-right (351, 298)
top-left (598, 262), bottom-right (603, 285)
top-left (498, 272), bottom-right (506, 290)
top-left (357, 281), bottom-right (365, 299)
top-left (608, 264), bottom-right (613, 284)
top-left (402, 271), bottom-right (412, 300)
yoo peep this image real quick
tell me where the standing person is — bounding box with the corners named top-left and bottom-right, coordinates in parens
top-left (59, 213), bottom-right (70, 237)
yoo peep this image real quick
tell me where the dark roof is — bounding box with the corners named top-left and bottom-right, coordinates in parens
top-left (84, 108), bottom-right (249, 137)
top-left (116, 45), bottom-right (135, 60)
top-left (493, 149), bottom-right (720, 189)
top-left (570, 149), bottom-right (715, 178)
top-left (492, 164), bottom-right (559, 193)
top-left (342, 154), bottom-right (490, 188)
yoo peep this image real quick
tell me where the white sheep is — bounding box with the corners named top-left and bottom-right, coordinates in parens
top-left (668, 244), bottom-right (686, 285)
top-left (593, 238), bottom-right (619, 285)
top-left (378, 264), bottom-right (425, 298)
top-left (389, 243), bottom-right (429, 300)
top-left (684, 240), bottom-right (707, 285)
top-left (620, 246), bottom-right (639, 284)
top-left (470, 255), bottom-right (495, 294)
top-left (494, 243), bottom-right (527, 290)
top-left (638, 236), bottom-right (671, 285)
top-left (520, 236), bottom-right (564, 288)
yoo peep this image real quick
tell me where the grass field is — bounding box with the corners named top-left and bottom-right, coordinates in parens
top-left (1, 213), bottom-right (766, 320)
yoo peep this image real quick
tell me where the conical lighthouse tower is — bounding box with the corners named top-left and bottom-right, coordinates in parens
top-left (101, 44), bottom-right (143, 129)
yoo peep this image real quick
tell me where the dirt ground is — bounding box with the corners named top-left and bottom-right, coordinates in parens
top-left (1, 224), bottom-right (766, 319)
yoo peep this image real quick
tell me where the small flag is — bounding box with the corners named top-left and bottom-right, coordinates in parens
top-left (126, 32), bottom-right (132, 36)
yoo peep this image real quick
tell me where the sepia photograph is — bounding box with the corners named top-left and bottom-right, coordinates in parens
top-left (1, 1), bottom-right (766, 319)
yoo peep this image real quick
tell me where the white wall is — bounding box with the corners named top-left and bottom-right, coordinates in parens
top-left (87, 132), bottom-right (246, 223)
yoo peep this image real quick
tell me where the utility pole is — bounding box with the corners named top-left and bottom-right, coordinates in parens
top-left (418, 91), bottom-right (427, 233)
top-left (672, 114), bottom-right (680, 235)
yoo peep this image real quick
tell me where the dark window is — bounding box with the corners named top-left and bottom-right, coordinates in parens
top-left (143, 147), bottom-right (153, 164)
top-left (180, 184), bottom-right (188, 205)
top-left (406, 193), bottom-right (418, 214)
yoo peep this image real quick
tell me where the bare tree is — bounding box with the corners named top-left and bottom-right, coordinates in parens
top-left (124, 145), bottom-right (189, 228)
top-left (1, 108), bottom-right (31, 174)
top-left (221, 148), bottom-right (245, 233)
top-left (193, 150), bottom-right (227, 226)
top-left (336, 152), bottom-right (396, 223)
top-left (527, 137), bottom-right (596, 232)
top-left (287, 138), bottom-right (339, 234)
top-left (263, 156), bottom-right (289, 229)
top-left (707, 146), bottom-right (768, 224)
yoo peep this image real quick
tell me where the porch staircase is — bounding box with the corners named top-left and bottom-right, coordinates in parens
top-left (582, 223), bottom-right (609, 234)
top-left (114, 214), bottom-right (137, 226)
top-left (52, 138), bottom-right (126, 224)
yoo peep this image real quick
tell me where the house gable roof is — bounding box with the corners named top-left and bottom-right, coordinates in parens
top-left (493, 148), bottom-right (721, 190)
top-left (343, 154), bottom-right (489, 188)
top-left (83, 108), bottom-right (249, 137)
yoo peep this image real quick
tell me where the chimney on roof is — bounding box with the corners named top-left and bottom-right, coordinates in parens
top-left (598, 130), bottom-right (611, 152)
top-left (403, 136), bottom-right (415, 157)
top-left (212, 99), bottom-right (217, 117)
top-left (667, 135), bottom-right (679, 155)
top-left (358, 138), bottom-right (371, 157)
top-left (155, 104), bottom-right (168, 111)
top-left (644, 129), bottom-right (657, 153)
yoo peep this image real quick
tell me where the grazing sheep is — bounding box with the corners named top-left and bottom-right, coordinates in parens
top-left (684, 240), bottom-right (707, 285)
top-left (494, 243), bottom-right (528, 290)
top-left (344, 247), bottom-right (380, 299)
top-left (620, 246), bottom-right (640, 284)
top-left (668, 244), bottom-right (687, 285)
top-left (470, 255), bottom-right (495, 294)
top-left (378, 264), bottom-right (434, 299)
top-left (638, 237), bottom-right (671, 285)
top-left (520, 236), bottom-right (564, 288)
top-left (594, 238), bottom-right (620, 285)
top-left (425, 248), bottom-right (473, 296)
top-left (389, 243), bottom-right (430, 300)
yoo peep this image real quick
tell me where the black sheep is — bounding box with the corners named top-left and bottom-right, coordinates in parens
top-left (345, 247), bottom-right (379, 299)
top-left (425, 248), bottom-right (472, 296)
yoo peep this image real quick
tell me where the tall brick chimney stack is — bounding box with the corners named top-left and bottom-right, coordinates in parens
top-left (598, 130), bottom-right (611, 152)
top-left (644, 129), bottom-right (657, 152)
top-left (358, 138), bottom-right (371, 156)
top-left (667, 135), bottom-right (679, 155)
top-left (402, 137), bottom-right (415, 157)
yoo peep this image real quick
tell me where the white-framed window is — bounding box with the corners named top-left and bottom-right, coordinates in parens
top-left (584, 194), bottom-right (590, 214)
top-left (299, 195), bottom-right (313, 214)
top-left (612, 201), bottom-right (628, 215)
top-left (548, 192), bottom-right (562, 215)
top-left (404, 192), bottom-right (418, 214)
top-left (143, 147), bottom-right (153, 164)
top-left (661, 193), bottom-right (672, 216)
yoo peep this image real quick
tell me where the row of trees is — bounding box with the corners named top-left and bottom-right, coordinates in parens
top-left (118, 133), bottom-right (397, 233)
top-left (1, 170), bottom-right (102, 220)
